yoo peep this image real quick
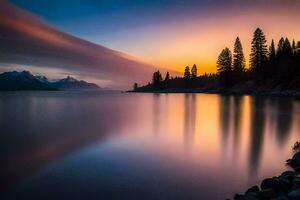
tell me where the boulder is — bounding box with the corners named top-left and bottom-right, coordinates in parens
top-left (271, 195), bottom-right (289, 200)
top-left (261, 177), bottom-right (282, 191)
top-left (261, 178), bottom-right (275, 190)
top-left (292, 152), bottom-right (300, 166)
top-left (278, 177), bottom-right (292, 192)
top-left (294, 167), bottom-right (300, 173)
top-left (234, 194), bottom-right (258, 200)
top-left (258, 189), bottom-right (276, 199)
top-left (281, 170), bottom-right (298, 178)
top-left (288, 189), bottom-right (300, 199)
top-left (245, 185), bottom-right (260, 195)
top-left (292, 178), bottom-right (300, 190)
top-left (280, 171), bottom-right (297, 182)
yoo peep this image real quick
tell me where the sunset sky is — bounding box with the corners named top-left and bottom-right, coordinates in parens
top-left (1, 0), bottom-right (300, 88)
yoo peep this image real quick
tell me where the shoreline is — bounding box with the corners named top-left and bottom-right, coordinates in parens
top-left (228, 143), bottom-right (300, 200)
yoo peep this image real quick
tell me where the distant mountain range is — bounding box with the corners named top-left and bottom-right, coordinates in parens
top-left (0, 71), bottom-right (100, 91)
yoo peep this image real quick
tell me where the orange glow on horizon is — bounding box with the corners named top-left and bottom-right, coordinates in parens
top-left (123, 6), bottom-right (300, 75)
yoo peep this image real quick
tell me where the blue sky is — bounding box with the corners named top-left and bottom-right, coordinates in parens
top-left (9, 0), bottom-right (231, 49)
top-left (3, 0), bottom-right (300, 88)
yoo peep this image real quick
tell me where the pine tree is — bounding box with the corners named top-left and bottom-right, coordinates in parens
top-left (217, 48), bottom-right (232, 73)
top-left (191, 64), bottom-right (198, 78)
top-left (184, 66), bottom-right (191, 79)
top-left (233, 37), bottom-right (245, 73)
top-left (133, 83), bottom-right (138, 91)
top-left (268, 39), bottom-right (276, 62)
top-left (292, 40), bottom-right (296, 54)
top-left (164, 72), bottom-right (170, 81)
top-left (283, 38), bottom-right (292, 56)
top-left (217, 47), bottom-right (232, 86)
top-left (152, 71), bottom-right (162, 89)
top-left (277, 37), bottom-right (285, 55)
top-left (250, 28), bottom-right (268, 76)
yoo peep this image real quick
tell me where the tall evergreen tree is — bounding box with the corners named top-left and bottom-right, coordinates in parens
top-left (191, 64), bottom-right (198, 78)
top-left (233, 37), bottom-right (245, 73)
top-left (164, 72), bottom-right (170, 81)
top-left (277, 37), bottom-right (285, 55)
top-left (133, 83), bottom-right (138, 91)
top-left (184, 66), bottom-right (191, 79)
top-left (292, 40), bottom-right (296, 54)
top-left (283, 38), bottom-right (292, 56)
top-left (217, 47), bottom-right (232, 86)
top-left (152, 71), bottom-right (162, 89)
top-left (250, 28), bottom-right (268, 77)
top-left (268, 39), bottom-right (276, 62)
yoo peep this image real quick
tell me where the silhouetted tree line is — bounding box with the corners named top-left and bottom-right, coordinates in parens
top-left (133, 28), bottom-right (300, 91)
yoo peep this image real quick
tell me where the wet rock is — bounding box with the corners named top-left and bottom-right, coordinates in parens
top-left (294, 167), bottom-right (300, 173)
top-left (280, 171), bottom-right (297, 182)
top-left (258, 189), bottom-right (276, 199)
top-left (234, 194), bottom-right (244, 200)
top-left (287, 152), bottom-right (300, 167)
top-left (278, 177), bottom-right (292, 192)
top-left (271, 194), bottom-right (289, 200)
top-left (288, 189), bottom-right (300, 199)
top-left (261, 177), bottom-right (282, 191)
top-left (281, 170), bottom-right (298, 178)
top-left (245, 185), bottom-right (260, 195)
top-left (234, 194), bottom-right (258, 200)
top-left (229, 144), bottom-right (300, 200)
top-left (292, 178), bottom-right (300, 190)
top-left (287, 158), bottom-right (296, 166)
top-left (261, 178), bottom-right (275, 190)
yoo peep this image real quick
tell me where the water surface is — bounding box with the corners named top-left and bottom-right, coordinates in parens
top-left (0, 92), bottom-right (299, 199)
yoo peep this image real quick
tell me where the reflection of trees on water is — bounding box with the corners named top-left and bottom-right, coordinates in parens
top-left (218, 95), bottom-right (294, 177)
top-left (219, 96), bottom-right (231, 150)
top-left (153, 94), bottom-right (161, 137)
top-left (248, 97), bottom-right (266, 177)
top-left (273, 99), bottom-right (292, 145)
top-left (218, 95), bottom-right (264, 176)
top-left (233, 96), bottom-right (243, 153)
top-left (183, 94), bottom-right (196, 149)
top-left (219, 95), bottom-right (243, 162)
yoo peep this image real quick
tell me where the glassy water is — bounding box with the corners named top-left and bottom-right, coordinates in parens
top-left (0, 91), bottom-right (300, 199)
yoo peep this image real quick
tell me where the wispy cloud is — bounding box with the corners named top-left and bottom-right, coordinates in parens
top-left (0, 1), bottom-right (173, 89)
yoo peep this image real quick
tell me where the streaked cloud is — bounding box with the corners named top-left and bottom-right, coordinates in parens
top-left (0, 1), bottom-right (176, 89)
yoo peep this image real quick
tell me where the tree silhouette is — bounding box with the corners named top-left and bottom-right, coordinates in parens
top-left (250, 28), bottom-right (268, 78)
top-left (133, 83), bottom-right (138, 91)
top-left (152, 71), bottom-right (162, 89)
top-left (191, 64), bottom-right (198, 78)
top-left (184, 66), bottom-right (191, 79)
top-left (217, 47), bottom-right (232, 86)
top-left (292, 40), bottom-right (297, 54)
top-left (132, 29), bottom-right (300, 93)
top-left (233, 37), bottom-right (245, 82)
top-left (268, 39), bottom-right (276, 62)
top-left (283, 38), bottom-right (292, 56)
top-left (165, 72), bottom-right (170, 81)
top-left (277, 37), bottom-right (285, 56)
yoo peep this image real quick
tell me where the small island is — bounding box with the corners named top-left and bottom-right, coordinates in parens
top-left (131, 28), bottom-right (300, 97)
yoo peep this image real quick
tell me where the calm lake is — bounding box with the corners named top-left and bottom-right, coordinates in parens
top-left (0, 91), bottom-right (300, 199)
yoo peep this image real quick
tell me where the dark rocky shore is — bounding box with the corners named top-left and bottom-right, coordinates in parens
top-left (228, 142), bottom-right (300, 200)
top-left (129, 80), bottom-right (300, 99)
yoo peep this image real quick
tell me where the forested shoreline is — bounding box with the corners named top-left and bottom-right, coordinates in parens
top-left (131, 28), bottom-right (300, 97)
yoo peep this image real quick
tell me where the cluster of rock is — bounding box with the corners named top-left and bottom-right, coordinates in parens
top-left (228, 145), bottom-right (300, 200)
